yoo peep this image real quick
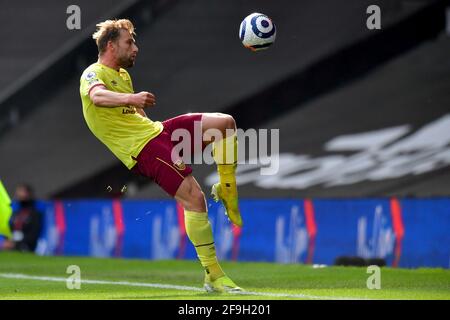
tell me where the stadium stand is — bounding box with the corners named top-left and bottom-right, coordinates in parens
top-left (213, 31), bottom-right (450, 198)
top-left (138, 30), bottom-right (450, 198)
top-left (0, 0), bottom-right (448, 199)
top-left (0, 0), bottom-right (138, 130)
top-left (0, 0), bottom-right (178, 197)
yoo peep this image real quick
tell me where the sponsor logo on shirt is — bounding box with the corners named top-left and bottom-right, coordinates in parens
top-left (122, 106), bottom-right (136, 114)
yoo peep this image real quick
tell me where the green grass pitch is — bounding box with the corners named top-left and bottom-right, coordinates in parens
top-left (0, 252), bottom-right (448, 300)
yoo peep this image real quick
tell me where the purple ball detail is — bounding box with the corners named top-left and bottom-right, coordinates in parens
top-left (261, 19), bottom-right (270, 28)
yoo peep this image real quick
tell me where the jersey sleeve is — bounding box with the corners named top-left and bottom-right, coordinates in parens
top-left (80, 67), bottom-right (107, 98)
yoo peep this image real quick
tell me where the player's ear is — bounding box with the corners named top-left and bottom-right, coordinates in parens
top-left (107, 40), bottom-right (116, 52)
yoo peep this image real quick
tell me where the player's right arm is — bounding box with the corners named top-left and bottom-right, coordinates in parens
top-left (90, 86), bottom-right (156, 109)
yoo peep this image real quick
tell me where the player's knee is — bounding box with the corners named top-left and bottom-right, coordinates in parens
top-left (189, 191), bottom-right (206, 212)
top-left (216, 113), bottom-right (236, 137)
top-left (223, 114), bottom-right (236, 130)
top-left (213, 112), bottom-right (235, 129)
top-left (183, 188), bottom-right (206, 212)
top-left (194, 188), bottom-right (206, 205)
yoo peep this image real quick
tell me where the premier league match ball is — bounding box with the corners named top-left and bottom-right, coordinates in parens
top-left (239, 12), bottom-right (276, 51)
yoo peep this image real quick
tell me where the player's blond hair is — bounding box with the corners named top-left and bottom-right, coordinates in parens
top-left (92, 19), bottom-right (136, 54)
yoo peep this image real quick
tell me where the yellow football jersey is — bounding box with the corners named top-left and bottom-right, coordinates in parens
top-left (80, 62), bottom-right (163, 169)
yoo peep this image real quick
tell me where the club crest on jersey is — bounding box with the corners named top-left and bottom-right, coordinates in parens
top-left (173, 159), bottom-right (186, 171)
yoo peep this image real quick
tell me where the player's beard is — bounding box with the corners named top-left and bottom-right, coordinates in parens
top-left (118, 54), bottom-right (135, 68)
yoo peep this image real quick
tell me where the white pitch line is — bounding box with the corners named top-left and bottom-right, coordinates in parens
top-left (0, 273), bottom-right (203, 292)
top-left (0, 273), bottom-right (365, 300)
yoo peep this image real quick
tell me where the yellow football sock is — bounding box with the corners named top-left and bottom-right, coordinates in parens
top-left (0, 180), bottom-right (12, 238)
top-left (184, 210), bottom-right (225, 281)
top-left (213, 132), bottom-right (238, 187)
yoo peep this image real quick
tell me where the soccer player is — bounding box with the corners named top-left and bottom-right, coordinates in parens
top-left (79, 19), bottom-right (242, 293)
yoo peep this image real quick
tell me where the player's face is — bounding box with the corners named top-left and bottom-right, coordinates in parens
top-left (114, 29), bottom-right (139, 68)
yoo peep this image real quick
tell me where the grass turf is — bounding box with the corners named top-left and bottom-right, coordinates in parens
top-left (0, 252), bottom-right (448, 300)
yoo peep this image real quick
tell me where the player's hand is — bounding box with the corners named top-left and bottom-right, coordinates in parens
top-left (130, 91), bottom-right (156, 109)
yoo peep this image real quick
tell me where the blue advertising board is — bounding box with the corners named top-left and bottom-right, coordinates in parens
top-left (22, 198), bottom-right (449, 268)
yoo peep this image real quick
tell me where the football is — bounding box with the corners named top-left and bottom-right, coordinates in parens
top-left (239, 12), bottom-right (276, 51)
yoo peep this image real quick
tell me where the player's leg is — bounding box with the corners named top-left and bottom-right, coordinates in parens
top-left (175, 175), bottom-right (242, 293)
top-left (132, 130), bottom-right (241, 293)
top-left (161, 112), bottom-right (242, 226)
top-left (174, 175), bottom-right (206, 212)
top-left (201, 113), bottom-right (242, 227)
